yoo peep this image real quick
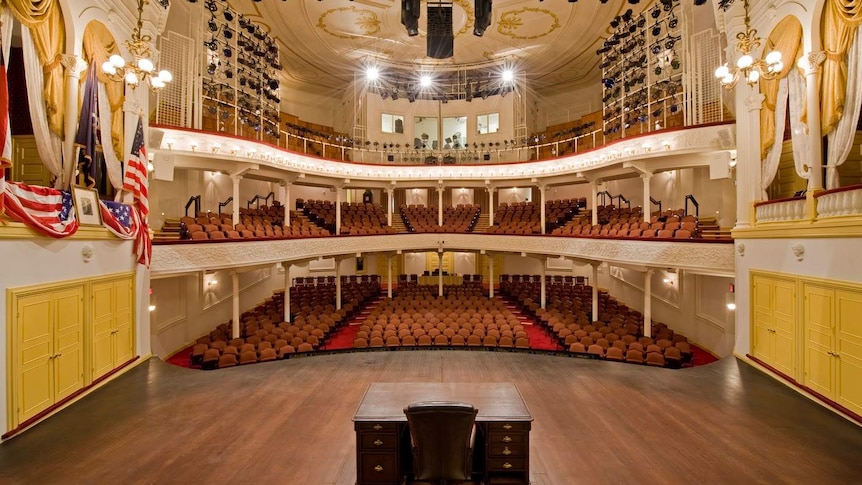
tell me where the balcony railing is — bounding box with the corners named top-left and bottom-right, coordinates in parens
top-left (815, 184), bottom-right (862, 218)
top-left (754, 197), bottom-right (807, 223)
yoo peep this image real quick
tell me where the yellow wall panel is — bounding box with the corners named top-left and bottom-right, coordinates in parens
top-left (803, 285), bottom-right (835, 397)
top-left (53, 288), bottom-right (84, 401)
top-left (836, 290), bottom-right (862, 416)
top-left (16, 294), bottom-right (55, 423)
top-left (91, 282), bottom-right (116, 380)
top-left (114, 278), bottom-right (135, 365)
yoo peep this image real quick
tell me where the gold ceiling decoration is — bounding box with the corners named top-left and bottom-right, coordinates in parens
top-left (317, 6), bottom-right (381, 39)
top-left (497, 7), bottom-right (560, 40)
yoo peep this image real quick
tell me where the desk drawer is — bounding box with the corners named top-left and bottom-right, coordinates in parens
top-left (487, 421), bottom-right (530, 432)
top-left (488, 443), bottom-right (526, 458)
top-left (356, 422), bottom-right (398, 432)
top-left (488, 432), bottom-right (527, 445)
top-left (360, 432), bottom-right (398, 451)
top-left (358, 452), bottom-right (399, 483)
top-left (487, 458), bottom-right (527, 472)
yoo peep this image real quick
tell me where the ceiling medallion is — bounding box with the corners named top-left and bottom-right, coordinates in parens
top-left (317, 6), bottom-right (381, 39)
top-left (497, 7), bottom-right (559, 40)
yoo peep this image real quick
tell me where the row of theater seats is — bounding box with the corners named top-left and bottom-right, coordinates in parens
top-left (501, 279), bottom-right (692, 368)
top-left (294, 274), bottom-right (381, 286)
top-left (353, 286), bottom-right (530, 350)
top-left (399, 204), bottom-right (481, 233)
top-left (190, 279), bottom-right (381, 369)
top-left (297, 199), bottom-right (394, 235)
top-left (486, 199), bottom-right (585, 235)
top-left (500, 274), bottom-right (588, 285)
top-left (179, 203), bottom-right (332, 240)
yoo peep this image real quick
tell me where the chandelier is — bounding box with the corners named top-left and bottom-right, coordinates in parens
top-left (713, 0), bottom-right (782, 88)
top-left (101, 0), bottom-right (172, 91)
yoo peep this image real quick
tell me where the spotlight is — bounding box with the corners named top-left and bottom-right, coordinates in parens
top-left (402, 0), bottom-right (420, 36)
top-left (474, 0), bottom-right (491, 37)
top-left (366, 66), bottom-right (379, 81)
top-left (420, 74), bottom-right (432, 88)
top-left (501, 69), bottom-right (514, 82)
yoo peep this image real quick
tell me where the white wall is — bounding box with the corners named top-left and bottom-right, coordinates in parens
top-left (0, 238), bottom-right (143, 436)
top-left (497, 187), bottom-right (533, 205)
top-left (601, 266), bottom-right (735, 356)
top-left (150, 265), bottom-right (283, 357)
top-left (453, 252), bottom-right (476, 275)
top-left (364, 94), bottom-right (515, 147)
top-left (536, 84), bottom-right (602, 131)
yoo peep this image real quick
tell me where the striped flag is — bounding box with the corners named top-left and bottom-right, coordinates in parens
top-left (0, 37), bottom-right (12, 216)
top-left (74, 65), bottom-right (99, 188)
top-left (122, 116), bottom-right (151, 266)
top-left (3, 181), bottom-right (79, 237)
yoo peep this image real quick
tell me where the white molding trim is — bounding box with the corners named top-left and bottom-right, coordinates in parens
top-left (152, 234), bottom-right (735, 277)
top-left (694, 275), bottom-right (728, 331)
top-left (202, 268), bottom-right (272, 311)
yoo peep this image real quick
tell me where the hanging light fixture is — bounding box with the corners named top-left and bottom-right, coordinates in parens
top-left (101, 0), bottom-right (173, 91)
top-left (713, 0), bottom-right (783, 88)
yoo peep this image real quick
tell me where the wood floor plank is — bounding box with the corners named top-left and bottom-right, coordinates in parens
top-left (1, 351), bottom-right (861, 484)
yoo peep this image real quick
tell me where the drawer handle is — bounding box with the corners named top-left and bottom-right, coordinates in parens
top-left (503, 423), bottom-right (512, 430)
top-left (373, 424), bottom-right (383, 430)
top-left (502, 446), bottom-right (512, 456)
top-left (374, 465), bottom-right (383, 472)
top-left (502, 435), bottom-right (512, 443)
top-left (503, 462), bottom-right (513, 469)
top-left (373, 439), bottom-right (383, 446)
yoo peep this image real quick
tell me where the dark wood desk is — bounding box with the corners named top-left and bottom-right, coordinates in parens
top-left (353, 382), bottom-right (532, 485)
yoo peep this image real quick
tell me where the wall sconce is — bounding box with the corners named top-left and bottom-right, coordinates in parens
top-left (247, 148), bottom-right (257, 158)
top-left (189, 141), bottom-right (198, 152)
top-left (211, 143), bottom-right (221, 154)
top-left (148, 304), bottom-right (156, 312)
top-left (642, 143), bottom-right (652, 152)
top-left (164, 138), bottom-right (174, 150)
top-left (230, 146), bottom-right (239, 156)
top-left (726, 302), bottom-right (737, 311)
top-left (208, 279), bottom-right (218, 286)
top-left (662, 140), bottom-right (672, 150)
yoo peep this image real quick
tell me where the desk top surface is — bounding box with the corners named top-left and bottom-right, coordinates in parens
top-left (353, 382), bottom-right (532, 422)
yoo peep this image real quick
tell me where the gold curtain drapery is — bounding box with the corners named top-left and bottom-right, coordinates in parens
top-left (821, 0), bottom-right (862, 135)
top-left (1, 0), bottom-right (65, 138)
top-left (758, 16), bottom-right (803, 160)
top-left (82, 21), bottom-right (125, 158)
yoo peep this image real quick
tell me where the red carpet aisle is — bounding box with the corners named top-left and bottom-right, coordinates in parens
top-left (320, 295), bottom-right (386, 350)
top-left (498, 296), bottom-right (561, 351)
top-left (165, 346), bottom-right (193, 369)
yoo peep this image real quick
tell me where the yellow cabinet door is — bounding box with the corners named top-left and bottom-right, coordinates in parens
top-left (771, 279), bottom-right (797, 377)
top-left (836, 289), bottom-right (862, 417)
top-left (802, 285), bottom-right (835, 397)
top-left (91, 281), bottom-right (116, 381)
top-left (53, 287), bottom-right (85, 402)
top-left (114, 278), bottom-right (135, 365)
top-left (16, 293), bottom-right (55, 423)
top-left (751, 275), bottom-right (775, 364)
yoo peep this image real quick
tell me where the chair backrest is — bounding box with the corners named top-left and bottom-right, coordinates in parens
top-left (404, 401), bottom-right (478, 482)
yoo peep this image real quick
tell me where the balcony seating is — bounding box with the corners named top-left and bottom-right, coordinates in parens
top-left (399, 204), bottom-right (481, 233)
top-left (340, 202), bottom-right (396, 235)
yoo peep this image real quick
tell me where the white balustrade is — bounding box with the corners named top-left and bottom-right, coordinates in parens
top-left (816, 186), bottom-right (862, 218)
top-left (755, 198), bottom-right (806, 223)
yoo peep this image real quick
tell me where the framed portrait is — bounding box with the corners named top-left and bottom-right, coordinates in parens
top-left (355, 256), bottom-right (366, 274)
top-left (72, 186), bottom-right (102, 226)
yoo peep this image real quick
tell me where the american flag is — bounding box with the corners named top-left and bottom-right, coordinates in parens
top-left (3, 181), bottom-right (79, 237)
top-left (99, 199), bottom-right (139, 240)
top-left (122, 116), bottom-right (151, 267)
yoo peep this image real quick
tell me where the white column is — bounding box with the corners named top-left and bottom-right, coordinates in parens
top-left (590, 182), bottom-right (598, 225)
top-left (283, 182), bottom-right (291, 227)
top-left (735, 88), bottom-right (765, 228)
top-left (539, 185), bottom-right (547, 234)
top-left (488, 254), bottom-right (495, 299)
top-left (335, 260), bottom-right (342, 310)
top-left (540, 262), bottom-right (546, 309)
top-left (438, 252), bottom-right (444, 297)
top-left (488, 188), bottom-right (495, 226)
top-left (801, 51), bottom-right (826, 191)
top-left (336, 186), bottom-right (343, 235)
top-left (387, 254), bottom-right (393, 298)
top-left (644, 268), bottom-right (654, 338)
top-left (641, 173), bottom-right (652, 223)
top-left (438, 185), bottom-right (444, 226)
top-left (231, 270), bottom-right (240, 338)
top-left (386, 188), bottom-right (393, 226)
top-left (283, 263), bottom-right (291, 323)
top-left (231, 175), bottom-right (242, 226)
top-left (61, 55), bottom-right (87, 189)
top-left (591, 263), bottom-right (599, 322)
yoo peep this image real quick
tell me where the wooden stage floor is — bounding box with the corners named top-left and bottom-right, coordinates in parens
top-left (1, 351), bottom-right (861, 484)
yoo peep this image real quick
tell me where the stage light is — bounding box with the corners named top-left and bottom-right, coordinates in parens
top-left (502, 69), bottom-right (514, 82)
top-left (420, 74), bottom-right (432, 88)
top-left (366, 66), bottom-right (379, 81)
